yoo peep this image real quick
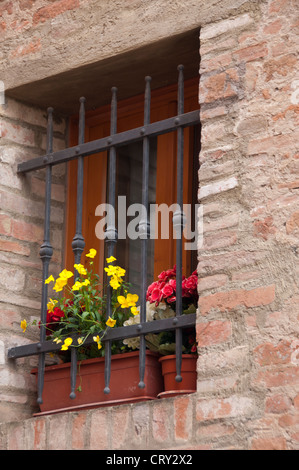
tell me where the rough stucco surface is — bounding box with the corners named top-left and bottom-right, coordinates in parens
top-left (0, 0), bottom-right (299, 451)
top-left (1, 0), bottom-right (250, 90)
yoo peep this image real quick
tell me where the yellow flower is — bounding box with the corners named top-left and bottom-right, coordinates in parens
top-left (53, 277), bottom-right (68, 292)
top-left (81, 279), bottom-right (90, 287)
top-left (116, 266), bottom-right (126, 277)
top-left (45, 275), bottom-right (54, 284)
top-left (20, 319), bottom-right (27, 333)
top-left (106, 255), bottom-right (116, 263)
top-left (117, 295), bottom-right (130, 308)
top-left (93, 335), bottom-right (102, 349)
top-left (47, 298), bottom-right (58, 313)
top-left (104, 265), bottom-right (117, 276)
top-left (118, 293), bottom-right (138, 309)
top-left (106, 316), bottom-right (116, 328)
top-left (110, 277), bottom-right (121, 290)
top-left (104, 265), bottom-right (125, 278)
top-left (77, 337), bottom-right (83, 345)
top-left (131, 306), bottom-right (139, 315)
top-left (59, 269), bottom-right (73, 279)
top-left (86, 248), bottom-right (97, 259)
top-left (72, 281), bottom-right (82, 291)
top-left (61, 337), bottom-right (73, 351)
top-left (53, 337), bottom-right (62, 344)
top-left (127, 293), bottom-right (139, 306)
top-left (74, 264), bottom-right (87, 275)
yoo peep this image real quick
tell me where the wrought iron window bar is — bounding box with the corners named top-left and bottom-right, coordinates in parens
top-left (7, 66), bottom-right (200, 405)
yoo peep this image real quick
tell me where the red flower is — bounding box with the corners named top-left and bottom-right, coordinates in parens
top-left (161, 284), bottom-right (174, 297)
top-left (147, 266), bottom-right (198, 305)
top-left (40, 307), bottom-right (65, 336)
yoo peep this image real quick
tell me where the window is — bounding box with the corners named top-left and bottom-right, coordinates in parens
top-left (65, 78), bottom-right (199, 293)
top-left (8, 67), bottom-right (200, 406)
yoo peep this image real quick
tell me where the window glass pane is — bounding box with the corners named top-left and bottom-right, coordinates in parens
top-left (112, 138), bottom-right (157, 296)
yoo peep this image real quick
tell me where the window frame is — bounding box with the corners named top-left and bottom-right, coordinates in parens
top-left (8, 67), bottom-right (200, 405)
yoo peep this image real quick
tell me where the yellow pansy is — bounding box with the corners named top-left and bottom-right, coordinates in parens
top-left (93, 335), bottom-right (102, 349)
top-left (106, 255), bottom-right (116, 263)
top-left (104, 265), bottom-right (126, 278)
top-left (117, 295), bottom-right (130, 308)
top-left (59, 269), bottom-right (73, 279)
top-left (86, 248), bottom-right (97, 259)
top-left (106, 316), bottom-right (116, 328)
top-left (47, 298), bottom-right (58, 313)
top-left (110, 277), bottom-right (121, 290)
top-left (72, 281), bottom-right (82, 291)
top-left (131, 306), bottom-right (139, 316)
top-left (45, 275), bottom-right (54, 284)
top-left (74, 264), bottom-right (87, 275)
top-left (81, 279), bottom-right (90, 287)
top-left (20, 319), bottom-right (27, 333)
top-left (104, 265), bottom-right (117, 276)
top-left (118, 293), bottom-right (138, 309)
top-left (53, 277), bottom-right (68, 292)
top-left (61, 337), bottom-right (73, 351)
top-left (126, 293), bottom-right (139, 306)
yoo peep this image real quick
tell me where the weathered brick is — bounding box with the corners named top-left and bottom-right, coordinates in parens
top-left (89, 408), bottom-right (109, 450)
top-left (196, 395), bottom-right (255, 422)
top-left (255, 366), bottom-right (299, 388)
top-left (197, 422), bottom-right (235, 440)
top-left (233, 42), bottom-right (268, 63)
top-left (0, 119), bottom-right (36, 147)
top-left (197, 320), bottom-right (232, 347)
top-left (31, 418), bottom-right (47, 451)
top-left (152, 400), bottom-right (172, 444)
top-left (265, 394), bottom-right (292, 414)
top-left (253, 216), bottom-right (276, 240)
top-left (0, 240), bottom-right (30, 256)
top-left (198, 285), bottom-right (275, 316)
top-left (111, 406), bottom-right (130, 450)
top-left (0, 213), bottom-right (12, 236)
top-left (198, 176), bottom-right (238, 200)
top-left (11, 219), bottom-right (43, 243)
top-left (251, 436), bottom-right (287, 450)
top-left (174, 396), bottom-right (193, 442)
top-left (264, 54), bottom-right (297, 81)
top-left (198, 274), bottom-right (228, 292)
top-left (254, 340), bottom-right (292, 366)
top-left (199, 71), bottom-right (238, 104)
top-left (71, 412), bottom-right (87, 450)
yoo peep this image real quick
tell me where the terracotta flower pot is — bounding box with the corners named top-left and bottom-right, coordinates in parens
top-left (158, 354), bottom-right (197, 399)
top-left (31, 350), bottom-right (163, 416)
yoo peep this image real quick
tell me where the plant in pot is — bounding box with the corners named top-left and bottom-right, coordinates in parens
top-left (123, 266), bottom-right (198, 398)
top-left (21, 249), bottom-right (163, 414)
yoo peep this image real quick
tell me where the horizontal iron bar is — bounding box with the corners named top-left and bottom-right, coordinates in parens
top-left (17, 110), bottom-right (200, 174)
top-left (7, 313), bottom-right (196, 359)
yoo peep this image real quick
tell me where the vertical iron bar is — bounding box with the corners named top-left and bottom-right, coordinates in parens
top-left (104, 87), bottom-right (118, 395)
top-left (175, 65), bottom-right (185, 383)
top-left (37, 107), bottom-right (54, 404)
top-left (138, 76), bottom-right (151, 389)
top-left (70, 97), bottom-right (86, 400)
top-left (72, 97), bottom-right (86, 269)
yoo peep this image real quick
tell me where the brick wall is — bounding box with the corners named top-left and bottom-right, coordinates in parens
top-left (0, 0), bottom-right (299, 450)
top-left (196, 0), bottom-right (299, 450)
top-left (0, 97), bottom-right (67, 423)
